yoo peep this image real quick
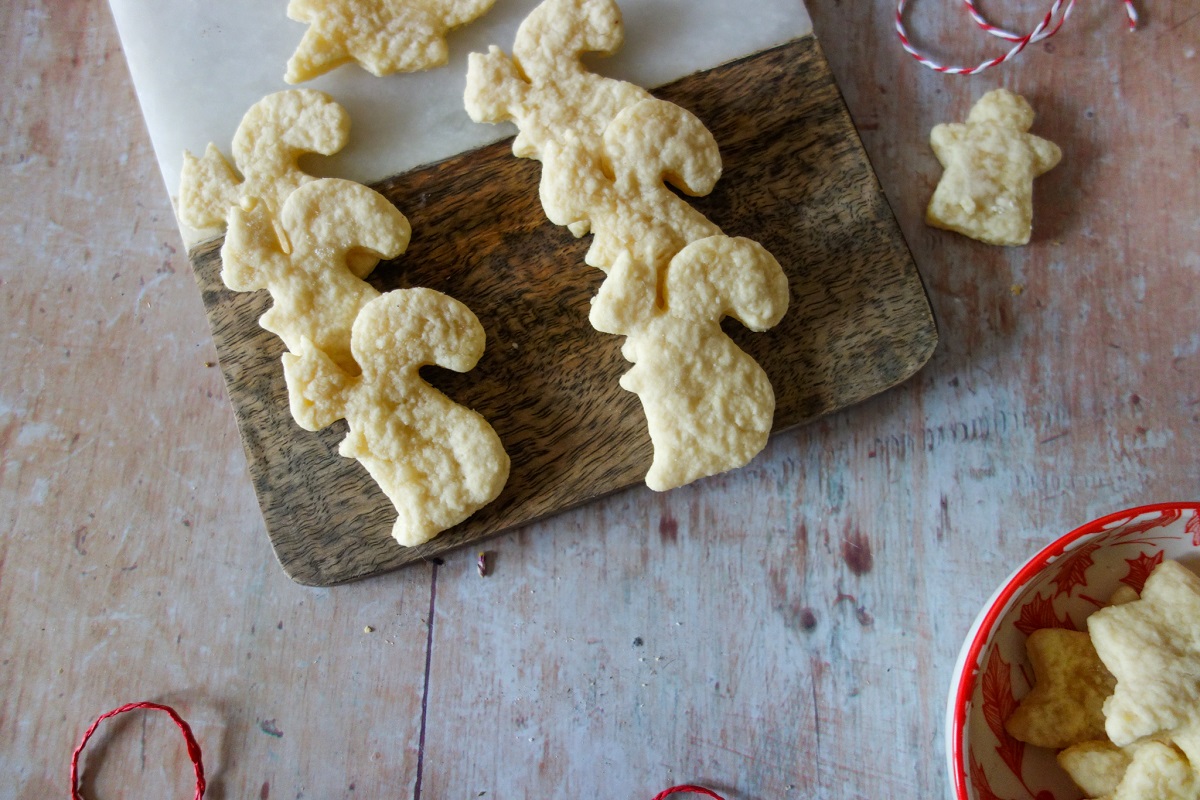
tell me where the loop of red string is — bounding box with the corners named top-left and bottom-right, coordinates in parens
top-left (896, 0), bottom-right (1138, 75)
top-left (69, 703), bottom-right (717, 800)
top-left (653, 786), bottom-right (726, 800)
top-left (70, 701), bottom-right (206, 800)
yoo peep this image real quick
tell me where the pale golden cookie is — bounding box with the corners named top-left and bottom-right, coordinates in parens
top-left (465, 0), bottom-right (650, 200)
top-left (1109, 585), bottom-right (1141, 606)
top-left (466, 0), bottom-right (787, 490)
top-left (591, 236), bottom-right (788, 491)
top-left (926, 88), bottom-right (1061, 246)
top-left (1110, 740), bottom-right (1200, 800)
top-left (1088, 560), bottom-right (1200, 748)
top-left (284, 289), bottom-right (510, 546)
top-left (179, 90), bottom-right (350, 232)
top-left (1058, 740), bottom-right (1132, 799)
top-left (1005, 627), bottom-right (1116, 749)
top-left (541, 98), bottom-right (722, 268)
top-left (465, 0), bottom-right (647, 155)
top-left (1172, 721), bottom-right (1200, 774)
top-left (221, 177), bottom-right (411, 374)
top-left (285, 0), bottom-right (495, 83)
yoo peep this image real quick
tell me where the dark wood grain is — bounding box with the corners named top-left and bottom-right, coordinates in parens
top-left (188, 34), bottom-right (937, 585)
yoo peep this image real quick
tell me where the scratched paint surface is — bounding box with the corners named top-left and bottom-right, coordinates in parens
top-left (2, 0), bottom-right (1198, 797)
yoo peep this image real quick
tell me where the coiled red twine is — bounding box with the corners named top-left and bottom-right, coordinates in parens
top-left (69, 704), bottom-right (717, 800)
top-left (70, 701), bottom-right (206, 800)
top-left (653, 787), bottom-right (726, 800)
top-left (896, 0), bottom-right (1138, 74)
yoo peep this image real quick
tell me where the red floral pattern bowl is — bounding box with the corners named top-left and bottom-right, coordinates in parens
top-left (945, 502), bottom-right (1200, 800)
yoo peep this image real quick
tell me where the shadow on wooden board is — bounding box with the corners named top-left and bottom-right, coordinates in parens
top-left (188, 35), bottom-right (938, 586)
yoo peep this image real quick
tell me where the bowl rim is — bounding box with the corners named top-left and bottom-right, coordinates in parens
top-left (948, 500), bottom-right (1200, 800)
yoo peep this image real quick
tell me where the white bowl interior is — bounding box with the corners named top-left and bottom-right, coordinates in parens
top-left (947, 504), bottom-right (1200, 800)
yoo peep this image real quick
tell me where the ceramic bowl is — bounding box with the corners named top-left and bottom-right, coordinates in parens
top-left (945, 502), bottom-right (1200, 800)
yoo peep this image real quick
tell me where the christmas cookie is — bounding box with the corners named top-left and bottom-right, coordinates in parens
top-left (466, 0), bottom-right (788, 490)
top-left (1057, 739), bottom-right (1132, 799)
top-left (540, 98), bottom-right (721, 274)
top-left (178, 90), bottom-right (350, 233)
top-left (926, 88), bottom-right (1061, 246)
top-left (284, 289), bottom-right (510, 546)
top-left (1108, 740), bottom-right (1200, 800)
top-left (1088, 559), bottom-right (1200, 750)
top-left (465, 0), bottom-right (652, 237)
top-left (285, 0), bottom-right (496, 83)
top-left (221, 177), bottom-right (410, 375)
top-left (1004, 627), bottom-right (1116, 750)
top-left (591, 236), bottom-right (788, 490)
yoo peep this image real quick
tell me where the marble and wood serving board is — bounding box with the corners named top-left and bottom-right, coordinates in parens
top-left (188, 35), bottom-right (938, 585)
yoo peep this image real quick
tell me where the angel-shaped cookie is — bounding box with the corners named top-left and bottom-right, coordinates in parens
top-left (284, 289), bottom-right (510, 546)
top-left (221, 177), bottom-right (411, 374)
top-left (926, 88), bottom-right (1062, 246)
top-left (178, 90), bottom-right (350, 234)
top-left (591, 235), bottom-right (789, 490)
top-left (285, 0), bottom-right (496, 83)
top-left (465, 0), bottom-right (652, 233)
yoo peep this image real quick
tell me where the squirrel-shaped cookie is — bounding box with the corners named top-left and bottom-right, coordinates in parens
top-left (541, 98), bottom-right (721, 282)
top-left (284, 289), bottom-right (510, 546)
top-left (221, 177), bottom-right (411, 374)
top-left (467, 0), bottom-right (789, 490)
top-left (179, 90), bottom-right (350, 233)
top-left (591, 236), bottom-right (789, 491)
top-left (285, 0), bottom-right (496, 83)
top-left (465, 0), bottom-right (653, 236)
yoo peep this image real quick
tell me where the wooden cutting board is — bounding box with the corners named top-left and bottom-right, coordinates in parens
top-left (189, 34), bottom-right (937, 585)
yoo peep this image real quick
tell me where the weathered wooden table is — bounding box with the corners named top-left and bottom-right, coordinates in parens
top-left (2, 1), bottom-right (1196, 798)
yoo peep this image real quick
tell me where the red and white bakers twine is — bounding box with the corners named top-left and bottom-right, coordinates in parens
top-left (896, 0), bottom-right (1138, 74)
top-left (70, 701), bottom-right (726, 800)
top-left (71, 702), bottom-right (206, 800)
top-left (653, 787), bottom-right (727, 800)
